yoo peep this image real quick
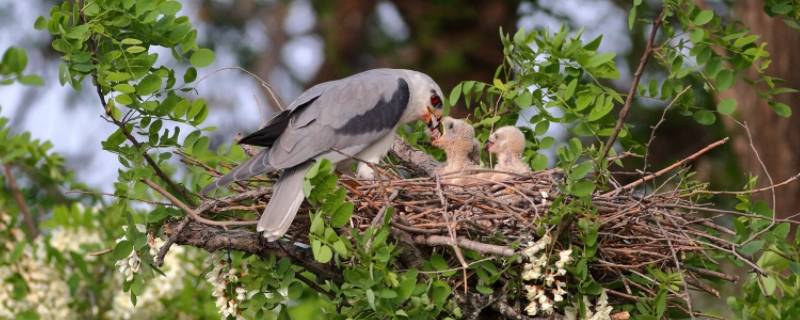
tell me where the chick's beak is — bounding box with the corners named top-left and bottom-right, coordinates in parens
top-left (485, 140), bottom-right (494, 151)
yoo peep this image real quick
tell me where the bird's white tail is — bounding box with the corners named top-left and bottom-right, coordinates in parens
top-left (257, 163), bottom-right (309, 241)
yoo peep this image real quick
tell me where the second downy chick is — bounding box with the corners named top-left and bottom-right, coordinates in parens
top-left (431, 117), bottom-right (482, 184)
top-left (486, 126), bottom-right (532, 181)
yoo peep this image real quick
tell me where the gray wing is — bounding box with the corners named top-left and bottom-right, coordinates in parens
top-left (266, 70), bottom-right (411, 170)
top-left (202, 78), bottom-right (346, 194)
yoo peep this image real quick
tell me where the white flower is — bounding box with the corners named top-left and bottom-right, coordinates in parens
top-left (525, 301), bottom-right (539, 316)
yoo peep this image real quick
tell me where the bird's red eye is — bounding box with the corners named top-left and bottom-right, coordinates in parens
top-left (430, 95), bottom-right (442, 109)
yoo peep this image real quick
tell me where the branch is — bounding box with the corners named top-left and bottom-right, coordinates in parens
top-left (141, 179), bottom-right (256, 227)
top-left (3, 164), bottom-right (37, 237)
top-left (85, 21), bottom-right (195, 206)
top-left (162, 220), bottom-right (340, 282)
top-left (605, 137), bottom-right (729, 196)
top-left (600, 9), bottom-right (666, 161)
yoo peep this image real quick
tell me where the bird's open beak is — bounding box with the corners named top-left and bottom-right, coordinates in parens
top-left (485, 140), bottom-right (494, 151)
top-left (424, 106), bottom-right (444, 139)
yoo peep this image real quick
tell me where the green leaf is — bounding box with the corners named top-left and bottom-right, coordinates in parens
top-left (18, 75), bottom-right (43, 86)
top-left (717, 98), bottom-right (737, 115)
top-left (190, 48), bottom-right (215, 67)
top-left (126, 46), bottom-right (146, 54)
top-left (121, 38), bottom-right (143, 45)
top-left (430, 281), bottom-right (451, 307)
top-left (690, 29), bottom-right (705, 43)
top-left (571, 161), bottom-right (593, 180)
top-left (531, 153), bottom-right (548, 171)
top-left (575, 94), bottom-right (594, 111)
top-left (115, 94), bottom-right (133, 105)
top-left (315, 245), bottom-right (332, 263)
top-left (183, 67), bottom-right (197, 83)
top-left (114, 83), bottom-right (136, 94)
top-left (331, 203), bottom-right (354, 228)
top-left (770, 102), bottom-right (792, 118)
top-left (449, 82), bottom-right (462, 106)
top-left (587, 95), bottom-right (613, 121)
top-left (733, 34), bottom-right (759, 48)
top-left (562, 79), bottom-right (577, 100)
top-left (693, 110), bottom-right (716, 125)
top-left (694, 10), bottom-right (714, 26)
top-left (366, 289), bottom-right (376, 310)
top-left (571, 180), bottom-right (595, 197)
top-left (739, 240), bottom-right (765, 256)
top-left (628, 7), bottom-right (637, 30)
top-left (2, 47), bottom-right (28, 74)
top-left (716, 69), bottom-right (735, 91)
top-left (585, 52), bottom-right (616, 68)
top-left (112, 240), bottom-right (134, 260)
top-left (106, 71), bottom-right (131, 82)
top-left (762, 275), bottom-right (777, 296)
top-left (34, 16), bottom-right (47, 30)
top-left (136, 74), bottom-right (162, 95)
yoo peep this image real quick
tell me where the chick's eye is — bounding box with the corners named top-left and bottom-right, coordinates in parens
top-left (447, 123), bottom-right (453, 129)
top-left (430, 95), bottom-right (442, 109)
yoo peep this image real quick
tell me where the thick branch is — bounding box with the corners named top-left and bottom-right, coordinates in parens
top-left (162, 220), bottom-right (341, 282)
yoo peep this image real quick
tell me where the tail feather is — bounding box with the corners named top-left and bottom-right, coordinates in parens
top-left (201, 150), bottom-right (274, 195)
top-left (257, 163), bottom-right (310, 241)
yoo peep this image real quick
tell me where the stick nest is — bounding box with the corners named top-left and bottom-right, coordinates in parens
top-left (173, 139), bottom-right (744, 317)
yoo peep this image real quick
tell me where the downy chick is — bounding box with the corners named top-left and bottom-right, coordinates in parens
top-left (486, 126), bottom-right (531, 181)
top-left (431, 117), bottom-right (482, 184)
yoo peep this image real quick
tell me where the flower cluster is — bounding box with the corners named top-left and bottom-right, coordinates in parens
top-left (520, 233), bottom-right (573, 316)
top-left (564, 290), bottom-right (615, 320)
top-left (114, 226), bottom-right (142, 282)
top-left (107, 236), bottom-right (191, 320)
top-left (0, 212), bottom-right (74, 319)
top-left (206, 255), bottom-right (250, 320)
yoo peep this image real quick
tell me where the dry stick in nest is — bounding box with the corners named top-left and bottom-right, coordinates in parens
top-left (436, 176), bottom-right (471, 295)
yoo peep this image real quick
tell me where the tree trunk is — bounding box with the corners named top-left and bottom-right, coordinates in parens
top-left (722, 1), bottom-right (800, 219)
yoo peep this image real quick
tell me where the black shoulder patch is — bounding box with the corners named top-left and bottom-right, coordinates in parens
top-left (239, 96), bottom-right (319, 147)
top-left (334, 78), bottom-right (410, 135)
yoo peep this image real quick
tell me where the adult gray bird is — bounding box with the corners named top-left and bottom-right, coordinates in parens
top-left (202, 69), bottom-right (444, 241)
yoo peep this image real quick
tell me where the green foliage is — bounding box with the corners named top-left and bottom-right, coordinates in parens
top-left (0, 47), bottom-right (44, 86)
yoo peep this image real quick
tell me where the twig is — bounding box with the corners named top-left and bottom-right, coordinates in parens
top-left (141, 179), bottom-right (256, 227)
top-left (66, 189), bottom-right (174, 206)
top-left (655, 218), bottom-right (695, 319)
top-left (154, 217), bottom-right (190, 267)
top-left (600, 9), bottom-right (666, 161)
top-left (412, 235), bottom-right (514, 257)
top-left (3, 164), bottom-right (37, 237)
top-left (688, 172), bottom-right (800, 196)
top-left (436, 176), bottom-right (470, 294)
top-left (605, 137), bottom-right (729, 196)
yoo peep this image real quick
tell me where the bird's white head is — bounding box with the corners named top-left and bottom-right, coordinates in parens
top-left (486, 126), bottom-right (526, 155)
top-left (398, 70), bottom-right (444, 127)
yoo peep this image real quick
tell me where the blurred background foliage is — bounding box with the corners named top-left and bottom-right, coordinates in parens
top-left (1, 0), bottom-right (799, 319)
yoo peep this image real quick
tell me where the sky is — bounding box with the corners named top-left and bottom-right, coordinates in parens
top-left (0, 0), bottom-right (629, 191)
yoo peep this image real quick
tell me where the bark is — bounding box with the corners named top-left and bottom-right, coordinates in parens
top-left (721, 1), bottom-right (800, 219)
